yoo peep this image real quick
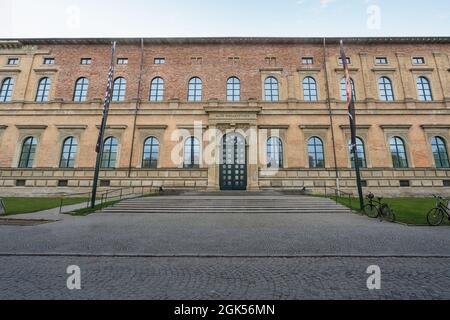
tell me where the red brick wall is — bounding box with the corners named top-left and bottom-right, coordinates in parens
top-left (39, 41), bottom-right (450, 102)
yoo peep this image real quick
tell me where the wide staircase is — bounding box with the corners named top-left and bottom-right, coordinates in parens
top-left (100, 192), bottom-right (352, 215)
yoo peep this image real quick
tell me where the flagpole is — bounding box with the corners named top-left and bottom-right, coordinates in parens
top-left (340, 40), bottom-right (364, 210)
top-left (323, 38), bottom-right (341, 196)
top-left (91, 41), bottom-right (117, 208)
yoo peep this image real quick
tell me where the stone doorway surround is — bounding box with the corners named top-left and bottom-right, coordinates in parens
top-left (205, 102), bottom-right (261, 192)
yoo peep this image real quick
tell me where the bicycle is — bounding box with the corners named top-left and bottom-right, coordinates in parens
top-left (363, 192), bottom-right (396, 222)
top-left (427, 195), bottom-right (450, 226)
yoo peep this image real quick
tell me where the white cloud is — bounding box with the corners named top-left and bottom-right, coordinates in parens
top-left (320, 0), bottom-right (337, 8)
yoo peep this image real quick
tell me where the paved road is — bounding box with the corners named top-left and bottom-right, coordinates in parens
top-left (0, 200), bottom-right (448, 256)
top-left (0, 256), bottom-right (448, 300)
top-left (0, 194), bottom-right (449, 299)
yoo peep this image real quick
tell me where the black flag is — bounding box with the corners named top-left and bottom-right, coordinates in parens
top-left (96, 41), bottom-right (116, 153)
top-left (340, 40), bottom-right (364, 210)
top-left (91, 41), bottom-right (116, 208)
top-left (340, 40), bottom-right (357, 154)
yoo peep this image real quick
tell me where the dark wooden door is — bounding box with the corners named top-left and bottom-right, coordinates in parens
top-left (220, 133), bottom-right (247, 190)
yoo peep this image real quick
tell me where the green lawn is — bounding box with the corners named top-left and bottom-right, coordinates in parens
top-left (1, 197), bottom-right (88, 216)
top-left (330, 196), bottom-right (450, 225)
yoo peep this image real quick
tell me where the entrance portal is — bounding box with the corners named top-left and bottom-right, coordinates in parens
top-left (220, 133), bottom-right (247, 190)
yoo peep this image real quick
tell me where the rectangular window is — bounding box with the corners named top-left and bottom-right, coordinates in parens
top-left (154, 58), bottom-right (165, 64)
top-left (444, 180), bottom-right (450, 187)
top-left (339, 57), bottom-right (351, 65)
top-left (80, 58), bottom-right (91, 65)
top-left (43, 58), bottom-right (55, 65)
top-left (302, 57), bottom-right (314, 65)
top-left (265, 57), bottom-right (277, 65)
top-left (228, 57), bottom-right (240, 64)
top-left (58, 180), bottom-right (69, 187)
top-left (399, 180), bottom-right (410, 187)
top-left (412, 57), bottom-right (425, 65)
top-left (100, 180), bottom-right (111, 187)
top-left (375, 57), bottom-right (388, 64)
top-left (7, 58), bottom-right (19, 65)
top-left (15, 180), bottom-right (26, 187)
top-left (117, 58), bottom-right (128, 65)
top-left (361, 180), bottom-right (368, 187)
top-left (190, 57), bottom-right (203, 64)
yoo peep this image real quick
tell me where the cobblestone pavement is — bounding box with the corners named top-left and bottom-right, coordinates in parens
top-left (0, 194), bottom-right (449, 299)
top-left (0, 256), bottom-right (448, 300)
top-left (0, 209), bottom-right (448, 256)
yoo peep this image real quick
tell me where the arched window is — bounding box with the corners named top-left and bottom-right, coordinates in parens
top-left (340, 77), bottom-right (356, 101)
top-left (0, 77), bottom-right (14, 102)
top-left (142, 136), bottom-right (159, 168)
top-left (308, 137), bottom-right (325, 168)
top-left (264, 76), bottom-right (279, 101)
top-left (378, 76), bottom-right (394, 101)
top-left (390, 136), bottom-right (408, 168)
top-left (431, 136), bottom-right (449, 168)
top-left (112, 77), bottom-right (126, 102)
top-left (101, 137), bottom-right (118, 168)
top-left (35, 77), bottom-right (51, 102)
top-left (73, 77), bottom-right (89, 102)
top-left (303, 76), bottom-right (318, 101)
top-left (18, 137), bottom-right (37, 168)
top-left (59, 137), bottom-right (78, 168)
top-left (227, 77), bottom-right (240, 101)
top-left (417, 76), bottom-right (433, 101)
top-left (349, 137), bottom-right (367, 168)
top-left (149, 77), bottom-right (164, 102)
top-left (188, 77), bottom-right (202, 102)
top-left (267, 137), bottom-right (283, 168)
top-left (184, 137), bottom-right (200, 168)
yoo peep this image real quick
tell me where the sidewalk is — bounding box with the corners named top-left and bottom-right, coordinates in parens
top-left (0, 202), bottom-right (90, 221)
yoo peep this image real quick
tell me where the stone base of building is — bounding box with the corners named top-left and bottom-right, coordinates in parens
top-left (0, 168), bottom-right (450, 197)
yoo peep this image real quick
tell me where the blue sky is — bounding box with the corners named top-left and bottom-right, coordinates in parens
top-left (1, 0), bottom-right (449, 38)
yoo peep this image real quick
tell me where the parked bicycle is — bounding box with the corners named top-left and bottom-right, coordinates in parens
top-left (427, 195), bottom-right (450, 226)
top-left (363, 192), bottom-right (396, 222)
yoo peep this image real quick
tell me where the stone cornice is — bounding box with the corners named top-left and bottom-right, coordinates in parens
top-left (33, 67), bottom-right (58, 73)
top-left (380, 125), bottom-right (412, 130)
top-left (299, 125), bottom-right (330, 130)
top-left (15, 125), bottom-right (48, 130)
top-left (420, 125), bottom-right (450, 130)
top-left (259, 68), bottom-right (283, 72)
top-left (258, 125), bottom-right (290, 130)
top-left (297, 67), bottom-right (321, 72)
top-left (339, 125), bottom-right (372, 130)
top-left (409, 67), bottom-right (435, 72)
top-left (55, 125), bottom-right (88, 130)
top-left (0, 125), bottom-right (7, 130)
top-left (204, 106), bottom-right (262, 113)
top-left (334, 67), bottom-right (359, 72)
top-left (95, 125), bottom-right (127, 130)
top-left (176, 124), bottom-right (208, 130)
top-left (10, 37), bottom-right (450, 46)
top-left (0, 68), bottom-right (21, 73)
top-left (0, 40), bottom-right (22, 49)
top-left (136, 125), bottom-right (168, 130)
top-left (371, 67), bottom-right (397, 72)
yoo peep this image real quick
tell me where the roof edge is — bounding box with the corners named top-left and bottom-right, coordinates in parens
top-left (1, 36), bottom-right (450, 46)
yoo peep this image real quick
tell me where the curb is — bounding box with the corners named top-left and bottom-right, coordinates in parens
top-left (1, 253), bottom-right (450, 259)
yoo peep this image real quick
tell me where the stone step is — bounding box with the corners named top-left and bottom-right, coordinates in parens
top-left (119, 201), bottom-right (338, 205)
top-left (104, 207), bottom-right (350, 212)
top-left (110, 206), bottom-right (348, 210)
top-left (103, 194), bottom-right (352, 215)
top-left (101, 210), bottom-right (352, 214)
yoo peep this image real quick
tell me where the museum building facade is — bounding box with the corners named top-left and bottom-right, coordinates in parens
top-left (0, 37), bottom-right (450, 196)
